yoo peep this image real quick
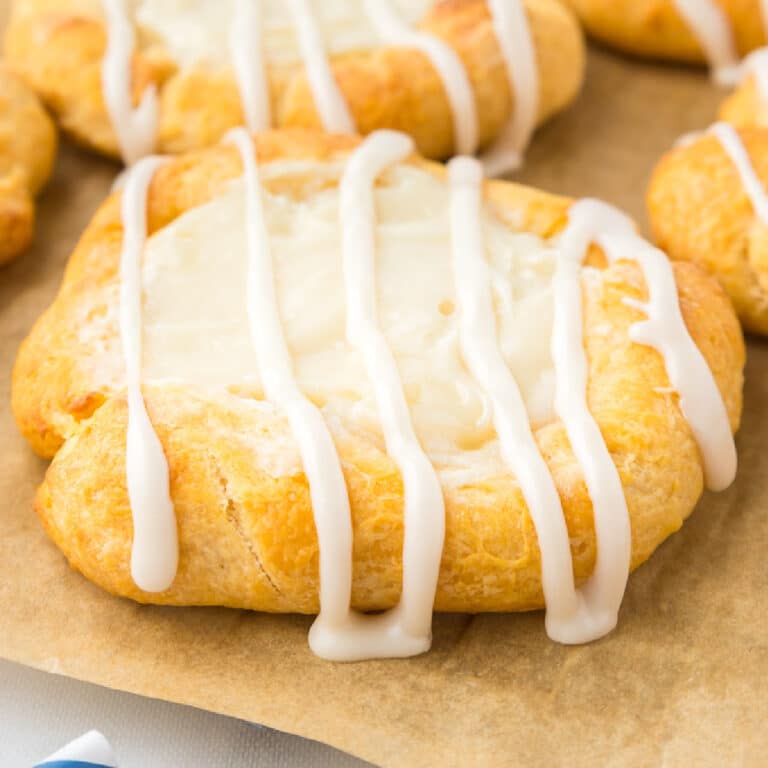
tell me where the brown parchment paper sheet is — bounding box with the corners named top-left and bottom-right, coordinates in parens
top-left (1, 8), bottom-right (767, 765)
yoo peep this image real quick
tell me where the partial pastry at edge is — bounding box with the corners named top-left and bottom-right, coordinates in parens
top-left (561, 0), bottom-right (766, 67)
top-left (3, 0), bottom-right (584, 170)
top-left (569, 0), bottom-right (768, 334)
top-left (648, 123), bottom-right (768, 334)
top-left (559, 1), bottom-right (768, 143)
top-left (0, 66), bottom-right (57, 265)
top-left (14, 130), bottom-right (743, 660)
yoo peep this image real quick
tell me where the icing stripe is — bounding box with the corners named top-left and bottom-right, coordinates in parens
top-left (230, 128), bottom-right (454, 661)
top-left (448, 158), bottom-right (591, 639)
top-left (286, 0), bottom-right (356, 133)
top-left (711, 121), bottom-right (768, 224)
top-left (230, 0), bottom-right (271, 132)
top-left (323, 130), bottom-right (445, 659)
top-left (363, 0), bottom-right (478, 155)
top-left (682, 0), bottom-right (768, 94)
top-left (740, 48), bottom-right (768, 101)
top-left (672, 0), bottom-right (740, 84)
top-left (101, 0), bottom-right (158, 164)
top-left (119, 156), bottom-right (178, 593)
top-left (481, 0), bottom-right (540, 176)
top-left (570, 199), bottom-right (737, 493)
top-left (228, 129), bottom-right (358, 641)
top-left (549, 201), bottom-right (633, 643)
top-left (608, 236), bottom-right (737, 490)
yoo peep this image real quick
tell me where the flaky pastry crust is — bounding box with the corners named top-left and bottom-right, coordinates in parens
top-left (721, 77), bottom-right (768, 131)
top-left (3, 0), bottom-right (584, 162)
top-left (560, 0), bottom-right (766, 64)
top-left (648, 126), bottom-right (768, 334)
top-left (13, 130), bottom-right (744, 614)
top-left (0, 66), bottom-right (57, 265)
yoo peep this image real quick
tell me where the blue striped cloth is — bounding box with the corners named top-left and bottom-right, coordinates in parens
top-left (34, 762), bottom-right (113, 768)
top-left (34, 730), bottom-right (117, 768)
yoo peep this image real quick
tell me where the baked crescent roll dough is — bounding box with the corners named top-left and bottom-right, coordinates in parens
top-left (560, 0), bottom-right (765, 64)
top-left (13, 130), bottom-right (744, 623)
top-left (648, 125), bottom-right (768, 334)
top-left (3, 0), bottom-right (584, 163)
top-left (0, 66), bottom-right (57, 265)
top-left (721, 69), bottom-right (768, 129)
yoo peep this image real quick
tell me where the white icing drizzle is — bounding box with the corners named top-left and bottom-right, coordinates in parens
top-left (724, 0), bottom-right (768, 94)
top-left (569, 199), bottom-right (737, 493)
top-left (480, 0), bottom-right (540, 176)
top-left (310, 130), bottom-right (447, 661)
top-left (227, 128), bottom-right (358, 652)
top-left (671, 0), bottom-right (740, 84)
top-left (711, 120), bottom-right (768, 222)
top-left (101, 0), bottom-right (159, 165)
top-left (119, 155), bottom-right (178, 593)
top-left (673, 0), bottom-right (768, 91)
top-left (230, 0), bottom-right (271, 132)
top-left (674, 129), bottom-right (705, 149)
top-left (740, 47), bottom-right (768, 101)
top-left (363, 0), bottom-right (478, 155)
top-left (549, 200), bottom-right (633, 643)
top-left (286, 0), bottom-right (356, 133)
top-left (448, 158), bottom-right (602, 642)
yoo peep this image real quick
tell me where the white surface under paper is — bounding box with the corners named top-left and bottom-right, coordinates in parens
top-left (0, 660), bottom-right (368, 768)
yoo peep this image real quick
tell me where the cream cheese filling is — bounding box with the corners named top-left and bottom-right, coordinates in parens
top-left (140, 161), bottom-right (558, 459)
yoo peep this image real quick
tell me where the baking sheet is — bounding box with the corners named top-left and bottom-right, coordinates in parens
top-left (1, 12), bottom-right (766, 766)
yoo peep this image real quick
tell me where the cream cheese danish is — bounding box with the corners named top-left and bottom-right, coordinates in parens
top-left (14, 130), bottom-right (743, 660)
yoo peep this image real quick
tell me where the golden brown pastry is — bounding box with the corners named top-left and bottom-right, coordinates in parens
top-left (648, 123), bottom-right (768, 334)
top-left (561, 0), bottom-right (766, 69)
top-left (0, 65), bottom-right (56, 265)
top-left (13, 129), bottom-right (743, 660)
top-left (3, 0), bottom-right (584, 172)
top-left (720, 52), bottom-right (768, 128)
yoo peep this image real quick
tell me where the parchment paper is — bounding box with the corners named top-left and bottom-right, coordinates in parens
top-left (2, 10), bottom-right (767, 765)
